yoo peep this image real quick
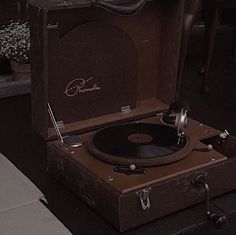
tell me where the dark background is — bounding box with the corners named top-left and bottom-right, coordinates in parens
top-left (0, 0), bottom-right (28, 25)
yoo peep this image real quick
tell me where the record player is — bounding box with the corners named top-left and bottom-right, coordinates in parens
top-left (29, 0), bottom-right (236, 232)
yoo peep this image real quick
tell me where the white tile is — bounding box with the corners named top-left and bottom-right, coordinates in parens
top-left (0, 153), bottom-right (43, 213)
top-left (0, 201), bottom-right (71, 235)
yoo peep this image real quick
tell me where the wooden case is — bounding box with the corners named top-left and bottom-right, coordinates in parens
top-left (29, 0), bottom-right (183, 139)
top-left (29, 0), bottom-right (236, 232)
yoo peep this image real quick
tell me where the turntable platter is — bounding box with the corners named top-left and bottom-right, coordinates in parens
top-left (88, 123), bottom-right (192, 166)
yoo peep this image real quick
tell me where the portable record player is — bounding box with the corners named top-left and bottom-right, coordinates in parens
top-left (29, 0), bottom-right (236, 232)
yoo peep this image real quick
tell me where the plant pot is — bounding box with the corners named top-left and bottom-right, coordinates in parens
top-left (10, 61), bottom-right (31, 81)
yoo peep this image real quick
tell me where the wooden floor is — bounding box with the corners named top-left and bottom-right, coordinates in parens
top-left (0, 27), bottom-right (235, 234)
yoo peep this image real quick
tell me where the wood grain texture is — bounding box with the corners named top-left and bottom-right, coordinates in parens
top-left (47, 115), bottom-right (236, 232)
top-left (29, 0), bottom-right (183, 139)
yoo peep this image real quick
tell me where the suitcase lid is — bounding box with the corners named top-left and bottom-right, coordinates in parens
top-left (29, 0), bottom-right (183, 139)
top-left (29, 0), bottom-right (145, 10)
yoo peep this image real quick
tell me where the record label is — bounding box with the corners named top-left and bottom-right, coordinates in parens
top-left (128, 133), bottom-right (153, 144)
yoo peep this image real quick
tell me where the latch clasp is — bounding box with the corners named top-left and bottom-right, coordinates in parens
top-left (136, 187), bottom-right (151, 210)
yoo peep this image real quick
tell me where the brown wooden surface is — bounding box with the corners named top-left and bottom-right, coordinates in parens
top-left (48, 114), bottom-right (236, 231)
top-left (29, 5), bottom-right (48, 137)
top-left (47, 142), bottom-right (123, 230)
top-left (119, 157), bottom-right (236, 231)
top-left (48, 21), bottom-right (137, 125)
top-left (47, 98), bottom-right (168, 138)
top-left (49, 116), bottom-right (226, 193)
top-left (46, 115), bottom-right (236, 231)
top-left (29, 0), bottom-right (183, 139)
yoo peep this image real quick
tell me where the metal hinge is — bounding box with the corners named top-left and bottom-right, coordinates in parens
top-left (121, 105), bottom-right (131, 113)
top-left (57, 1), bottom-right (73, 7)
top-left (57, 120), bottom-right (64, 129)
top-left (47, 22), bottom-right (59, 30)
top-left (136, 187), bottom-right (151, 210)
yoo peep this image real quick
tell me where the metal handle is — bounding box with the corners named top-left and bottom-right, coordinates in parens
top-left (93, 0), bottom-right (145, 16)
top-left (192, 174), bottom-right (228, 230)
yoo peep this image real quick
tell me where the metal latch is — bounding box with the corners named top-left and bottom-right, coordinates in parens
top-left (136, 187), bottom-right (151, 210)
top-left (219, 130), bottom-right (229, 139)
top-left (121, 105), bottom-right (131, 113)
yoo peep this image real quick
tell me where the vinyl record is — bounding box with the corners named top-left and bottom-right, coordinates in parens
top-left (88, 123), bottom-right (192, 166)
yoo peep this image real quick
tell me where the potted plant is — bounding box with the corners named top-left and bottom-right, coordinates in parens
top-left (0, 21), bottom-right (30, 80)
